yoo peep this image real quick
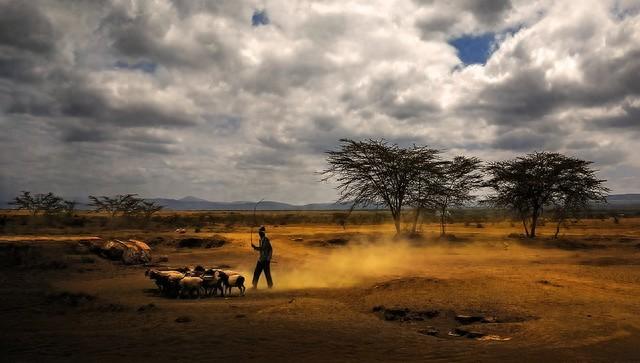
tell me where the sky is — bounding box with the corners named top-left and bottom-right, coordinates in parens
top-left (1, 0), bottom-right (640, 204)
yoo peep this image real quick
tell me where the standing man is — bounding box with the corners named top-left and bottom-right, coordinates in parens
top-left (251, 225), bottom-right (273, 289)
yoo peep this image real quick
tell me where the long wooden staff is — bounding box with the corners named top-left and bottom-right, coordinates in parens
top-left (250, 198), bottom-right (264, 249)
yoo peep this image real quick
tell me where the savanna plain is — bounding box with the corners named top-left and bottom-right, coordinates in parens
top-left (1, 211), bottom-right (640, 362)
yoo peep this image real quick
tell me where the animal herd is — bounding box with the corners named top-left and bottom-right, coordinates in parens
top-left (145, 265), bottom-right (246, 298)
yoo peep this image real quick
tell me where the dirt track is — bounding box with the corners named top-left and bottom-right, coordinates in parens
top-left (2, 225), bottom-right (640, 362)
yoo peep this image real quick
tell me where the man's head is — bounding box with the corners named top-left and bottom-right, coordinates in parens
top-left (258, 225), bottom-right (266, 237)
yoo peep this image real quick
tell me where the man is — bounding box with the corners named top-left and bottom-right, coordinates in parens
top-left (251, 225), bottom-right (273, 289)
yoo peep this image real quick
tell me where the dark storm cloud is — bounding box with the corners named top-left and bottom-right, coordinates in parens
top-left (0, 1), bottom-right (56, 55)
top-left (415, 13), bottom-right (458, 37)
top-left (343, 76), bottom-right (440, 121)
top-left (62, 125), bottom-right (114, 143)
top-left (247, 51), bottom-right (331, 95)
top-left (491, 128), bottom-right (562, 151)
top-left (99, 4), bottom-right (242, 71)
top-left (467, 0), bottom-right (513, 26)
top-left (53, 83), bottom-right (198, 128)
top-left (460, 45), bottom-right (640, 127)
top-left (0, 1), bottom-right (60, 84)
top-left (590, 104), bottom-right (640, 130)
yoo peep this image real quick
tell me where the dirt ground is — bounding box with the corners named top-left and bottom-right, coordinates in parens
top-left (2, 220), bottom-right (640, 362)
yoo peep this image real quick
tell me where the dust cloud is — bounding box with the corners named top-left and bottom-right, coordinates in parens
top-left (272, 240), bottom-right (506, 289)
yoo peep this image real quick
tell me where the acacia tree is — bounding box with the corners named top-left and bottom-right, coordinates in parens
top-left (10, 191), bottom-right (66, 216)
top-left (88, 194), bottom-right (163, 221)
top-left (406, 159), bottom-right (446, 234)
top-left (89, 194), bottom-right (142, 218)
top-left (430, 156), bottom-right (483, 236)
top-left (137, 200), bottom-right (164, 221)
top-left (550, 164), bottom-right (608, 238)
top-left (322, 138), bottom-right (441, 234)
top-left (485, 152), bottom-right (608, 238)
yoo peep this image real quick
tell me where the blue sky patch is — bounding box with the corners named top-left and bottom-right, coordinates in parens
top-left (449, 33), bottom-right (496, 65)
top-left (114, 60), bottom-right (157, 73)
top-left (252, 9), bottom-right (269, 26)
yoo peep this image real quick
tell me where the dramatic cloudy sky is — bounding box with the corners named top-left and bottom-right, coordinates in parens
top-left (1, 0), bottom-right (640, 203)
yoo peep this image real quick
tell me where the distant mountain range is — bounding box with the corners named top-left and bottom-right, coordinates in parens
top-left (147, 196), bottom-right (355, 211)
top-left (2, 194), bottom-right (640, 211)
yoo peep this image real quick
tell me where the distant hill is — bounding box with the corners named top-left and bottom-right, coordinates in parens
top-left (146, 198), bottom-right (355, 211)
top-left (605, 194), bottom-right (640, 203)
top-left (178, 196), bottom-right (211, 203)
top-left (1, 194), bottom-right (640, 211)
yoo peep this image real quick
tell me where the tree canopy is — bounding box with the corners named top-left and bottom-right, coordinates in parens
top-left (10, 191), bottom-right (72, 216)
top-left (485, 151), bottom-right (608, 238)
top-left (88, 194), bottom-right (163, 220)
top-left (321, 138), bottom-right (442, 234)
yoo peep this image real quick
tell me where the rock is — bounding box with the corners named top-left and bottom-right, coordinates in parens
top-left (96, 239), bottom-right (151, 265)
top-left (418, 327), bottom-right (439, 336)
top-left (455, 315), bottom-right (484, 324)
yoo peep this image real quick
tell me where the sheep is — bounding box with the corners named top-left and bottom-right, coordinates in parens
top-left (191, 265), bottom-right (206, 277)
top-left (146, 269), bottom-right (185, 296)
top-left (179, 276), bottom-right (204, 299)
top-left (201, 269), bottom-right (225, 297)
top-left (219, 271), bottom-right (246, 296)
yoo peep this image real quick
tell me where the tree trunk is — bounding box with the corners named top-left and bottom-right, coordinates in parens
top-left (530, 208), bottom-right (539, 238)
top-left (554, 222), bottom-right (561, 239)
top-left (391, 208), bottom-right (401, 234)
top-left (411, 208), bottom-right (421, 234)
top-left (521, 216), bottom-right (530, 238)
top-left (440, 206), bottom-right (447, 236)
top-left (393, 215), bottom-right (401, 234)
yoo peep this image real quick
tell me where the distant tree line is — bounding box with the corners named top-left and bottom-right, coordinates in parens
top-left (10, 192), bottom-right (163, 221)
top-left (322, 139), bottom-right (609, 238)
